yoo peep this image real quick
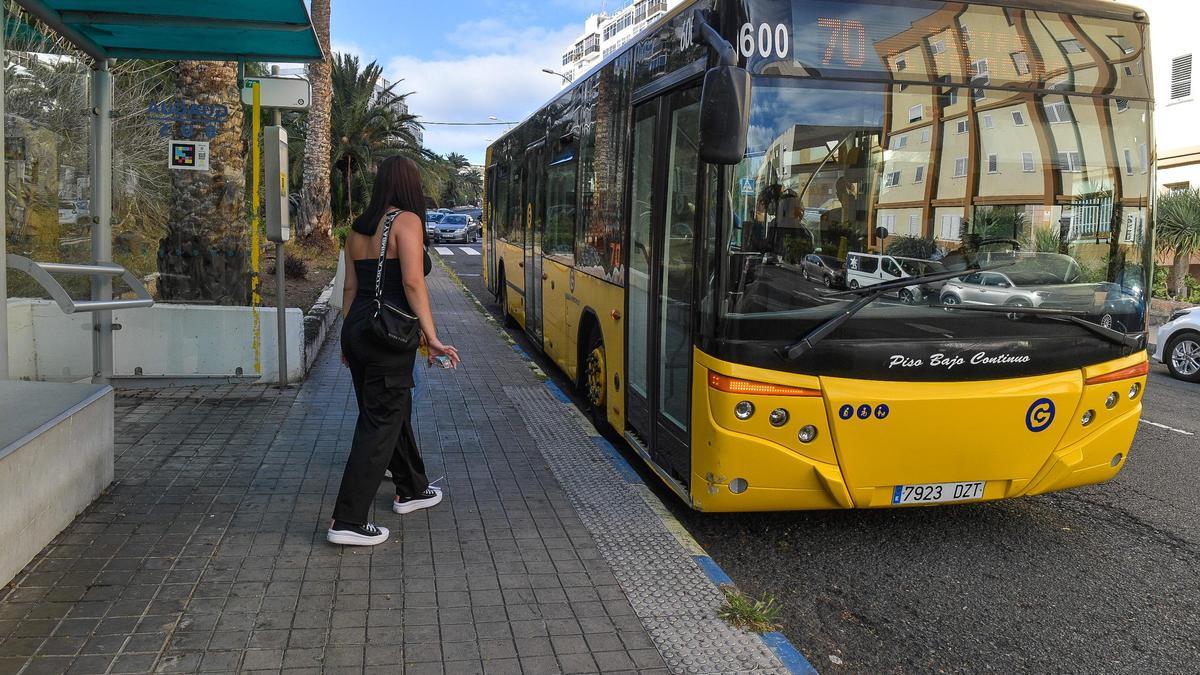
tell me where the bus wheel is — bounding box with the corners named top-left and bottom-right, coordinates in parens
top-left (583, 332), bottom-right (608, 424)
top-left (498, 270), bottom-right (516, 328)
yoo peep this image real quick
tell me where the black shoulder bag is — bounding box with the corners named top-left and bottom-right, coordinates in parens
top-left (369, 211), bottom-right (422, 351)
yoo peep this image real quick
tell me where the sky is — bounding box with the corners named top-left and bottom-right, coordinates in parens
top-left (329, 0), bottom-right (607, 165)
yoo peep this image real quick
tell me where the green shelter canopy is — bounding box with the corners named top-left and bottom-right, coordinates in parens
top-left (14, 0), bottom-right (323, 62)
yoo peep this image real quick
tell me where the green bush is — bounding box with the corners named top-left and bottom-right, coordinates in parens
top-left (885, 236), bottom-right (940, 260)
top-left (333, 225), bottom-right (351, 248)
top-left (1187, 274), bottom-right (1200, 303)
top-left (1152, 266), bottom-right (1169, 299)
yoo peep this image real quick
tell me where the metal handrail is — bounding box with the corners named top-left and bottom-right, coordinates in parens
top-left (6, 254), bottom-right (154, 314)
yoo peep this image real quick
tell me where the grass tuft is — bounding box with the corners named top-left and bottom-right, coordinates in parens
top-left (717, 586), bottom-right (783, 633)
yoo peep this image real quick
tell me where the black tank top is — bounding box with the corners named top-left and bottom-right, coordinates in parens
top-left (352, 259), bottom-right (411, 311)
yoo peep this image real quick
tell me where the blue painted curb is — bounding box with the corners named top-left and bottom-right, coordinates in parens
top-left (592, 435), bottom-right (643, 484)
top-left (762, 631), bottom-right (820, 675)
top-left (692, 554), bottom-right (734, 586)
top-left (544, 380), bottom-right (572, 404)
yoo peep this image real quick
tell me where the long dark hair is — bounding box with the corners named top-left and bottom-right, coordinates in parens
top-left (351, 156), bottom-right (427, 237)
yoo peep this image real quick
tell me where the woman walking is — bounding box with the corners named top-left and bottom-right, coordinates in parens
top-left (328, 157), bottom-right (460, 546)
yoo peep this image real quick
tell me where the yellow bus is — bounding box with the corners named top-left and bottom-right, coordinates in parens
top-left (483, 0), bottom-right (1154, 511)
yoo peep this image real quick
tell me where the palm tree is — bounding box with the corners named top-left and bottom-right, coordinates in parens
top-left (300, 0), bottom-right (333, 241)
top-left (158, 61), bottom-right (248, 304)
top-left (329, 53), bottom-right (424, 220)
top-left (1156, 188), bottom-right (1200, 299)
top-left (440, 152), bottom-right (482, 206)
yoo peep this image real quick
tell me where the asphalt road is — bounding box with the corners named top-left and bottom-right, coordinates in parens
top-left (436, 247), bottom-right (1200, 673)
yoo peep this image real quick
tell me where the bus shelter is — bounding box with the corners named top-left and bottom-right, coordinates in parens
top-left (0, 0), bottom-right (323, 383)
top-left (0, 1), bottom-right (322, 587)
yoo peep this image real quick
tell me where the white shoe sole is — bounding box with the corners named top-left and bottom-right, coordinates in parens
top-left (327, 525), bottom-right (389, 546)
top-left (393, 486), bottom-right (443, 514)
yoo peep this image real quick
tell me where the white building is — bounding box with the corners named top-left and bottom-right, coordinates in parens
top-left (1125, 0), bottom-right (1199, 191)
top-left (559, 0), bottom-right (685, 83)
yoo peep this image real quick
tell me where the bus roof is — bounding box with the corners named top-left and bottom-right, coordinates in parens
top-left (486, 0), bottom-right (1148, 158)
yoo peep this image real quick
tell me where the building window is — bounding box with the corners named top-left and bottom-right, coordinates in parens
top-left (915, 166), bottom-right (925, 183)
top-left (1139, 143), bottom-right (1149, 173)
top-left (930, 39), bottom-right (946, 55)
top-left (1059, 39), bottom-right (1085, 54)
top-left (1044, 100), bottom-right (1072, 123)
top-left (987, 154), bottom-right (999, 174)
top-left (1011, 51), bottom-right (1031, 76)
top-left (940, 214), bottom-right (962, 239)
top-left (909, 105), bottom-right (923, 122)
top-left (1165, 181), bottom-right (1191, 193)
top-left (973, 88), bottom-right (986, 102)
top-left (1171, 54), bottom-right (1193, 100)
top-left (943, 87), bottom-right (959, 107)
top-left (1002, 7), bottom-right (1015, 26)
top-left (890, 135), bottom-right (908, 150)
top-left (899, 82), bottom-right (910, 92)
top-left (1011, 110), bottom-right (1026, 126)
top-left (1123, 149), bottom-right (1134, 176)
top-left (909, 214), bottom-right (920, 234)
top-left (954, 157), bottom-right (968, 177)
top-left (983, 114), bottom-right (994, 129)
top-left (1056, 151), bottom-right (1082, 173)
top-left (879, 213), bottom-right (896, 232)
top-left (883, 171), bottom-right (902, 187)
top-left (956, 119), bottom-right (969, 134)
top-left (1022, 152), bottom-right (1035, 173)
top-left (1124, 62), bottom-right (1144, 77)
top-left (920, 128), bottom-right (931, 144)
top-left (1115, 98), bottom-right (1129, 113)
top-left (961, 25), bottom-right (972, 43)
top-left (895, 56), bottom-right (907, 72)
top-left (1110, 35), bottom-right (1135, 55)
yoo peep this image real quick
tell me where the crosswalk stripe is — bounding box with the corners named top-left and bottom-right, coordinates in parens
top-left (460, 247), bottom-right (481, 256)
top-left (434, 246), bottom-right (454, 255)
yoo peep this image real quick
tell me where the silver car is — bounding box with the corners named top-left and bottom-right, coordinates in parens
top-left (435, 214), bottom-right (480, 243)
top-left (939, 270), bottom-right (1053, 308)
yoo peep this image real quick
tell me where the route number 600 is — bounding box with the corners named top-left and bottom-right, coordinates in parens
top-left (739, 22), bottom-right (790, 60)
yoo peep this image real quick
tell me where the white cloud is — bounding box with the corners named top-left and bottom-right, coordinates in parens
top-left (385, 20), bottom-right (579, 164)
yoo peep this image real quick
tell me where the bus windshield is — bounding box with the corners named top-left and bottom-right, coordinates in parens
top-left (716, 76), bottom-right (1151, 374)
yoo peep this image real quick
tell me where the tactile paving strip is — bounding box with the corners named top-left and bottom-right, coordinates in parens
top-left (505, 386), bottom-right (789, 674)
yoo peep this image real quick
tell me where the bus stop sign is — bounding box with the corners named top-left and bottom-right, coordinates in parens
top-left (241, 76), bottom-right (311, 110)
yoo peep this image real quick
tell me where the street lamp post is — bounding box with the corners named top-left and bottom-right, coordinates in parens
top-left (541, 68), bottom-right (573, 85)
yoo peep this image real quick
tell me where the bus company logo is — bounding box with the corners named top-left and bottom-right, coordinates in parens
top-left (1026, 398), bottom-right (1056, 432)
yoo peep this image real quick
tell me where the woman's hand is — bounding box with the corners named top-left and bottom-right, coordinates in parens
top-left (426, 338), bottom-right (461, 369)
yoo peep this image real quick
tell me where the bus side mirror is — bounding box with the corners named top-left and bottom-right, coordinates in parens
top-left (699, 65), bottom-right (751, 165)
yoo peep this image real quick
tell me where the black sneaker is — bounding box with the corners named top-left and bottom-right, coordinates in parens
top-left (393, 486), bottom-right (443, 514)
top-left (327, 521), bottom-right (389, 546)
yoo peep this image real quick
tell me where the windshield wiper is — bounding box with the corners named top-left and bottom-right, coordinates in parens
top-left (777, 265), bottom-right (1011, 361)
top-left (930, 304), bottom-right (1145, 349)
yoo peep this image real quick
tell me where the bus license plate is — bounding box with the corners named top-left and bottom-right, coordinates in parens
top-left (892, 481), bottom-right (985, 505)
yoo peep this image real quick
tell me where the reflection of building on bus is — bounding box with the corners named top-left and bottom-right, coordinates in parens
top-left (868, 3), bottom-right (1150, 263)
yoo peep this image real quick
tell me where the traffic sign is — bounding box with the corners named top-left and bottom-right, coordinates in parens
top-left (739, 178), bottom-right (756, 195)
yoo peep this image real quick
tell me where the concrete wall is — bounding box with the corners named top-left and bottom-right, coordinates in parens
top-left (0, 383), bottom-right (113, 588)
top-left (6, 300), bottom-right (305, 384)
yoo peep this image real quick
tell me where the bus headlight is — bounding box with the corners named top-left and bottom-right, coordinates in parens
top-left (1128, 382), bottom-right (1141, 399)
top-left (1081, 409), bottom-right (1096, 427)
top-left (1105, 392), bottom-right (1119, 409)
top-left (735, 401), bottom-right (755, 420)
top-left (769, 408), bottom-right (789, 427)
top-left (798, 425), bottom-right (818, 443)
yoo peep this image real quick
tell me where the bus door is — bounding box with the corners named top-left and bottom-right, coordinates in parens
top-left (626, 86), bottom-right (702, 485)
top-left (523, 141), bottom-right (546, 345)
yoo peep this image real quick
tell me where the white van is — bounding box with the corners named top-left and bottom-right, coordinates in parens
top-left (845, 252), bottom-right (945, 303)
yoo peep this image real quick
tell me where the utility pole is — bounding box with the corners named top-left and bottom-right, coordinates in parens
top-left (271, 65), bottom-right (288, 389)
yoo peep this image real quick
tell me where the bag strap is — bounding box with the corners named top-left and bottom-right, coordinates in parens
top-left (374, 210), bottom-right (403, 302)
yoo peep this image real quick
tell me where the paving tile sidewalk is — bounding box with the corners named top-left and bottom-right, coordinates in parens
top-left (0, 266), bottom-right (790, 675)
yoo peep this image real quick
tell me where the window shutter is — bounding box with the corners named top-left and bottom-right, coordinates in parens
top-left (1171, 54), bottom-right (1193, 100)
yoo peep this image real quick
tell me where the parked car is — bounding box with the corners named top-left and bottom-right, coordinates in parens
top-left (1155, 306), bottom-right (1200, 382)
top-left (845, 252), bottom-right (943, 303)
top-left (434, 214), bottom-right (479, 243)
top-left (800, 254), bottom-right (845, 288)
top-left (58, 202), bottom-right (80, 225)
top-left (939, 270), bottom-right (1057, 308)
top-left (425, 211), bottom-right (444, 237)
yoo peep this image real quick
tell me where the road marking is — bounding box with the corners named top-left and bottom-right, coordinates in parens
top-left (1140, 419), bottom-right (1195, 436)
top-left (460, 247), bottom-right (481, 256)
top-left (434, 246), bottom-right (454, 255)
